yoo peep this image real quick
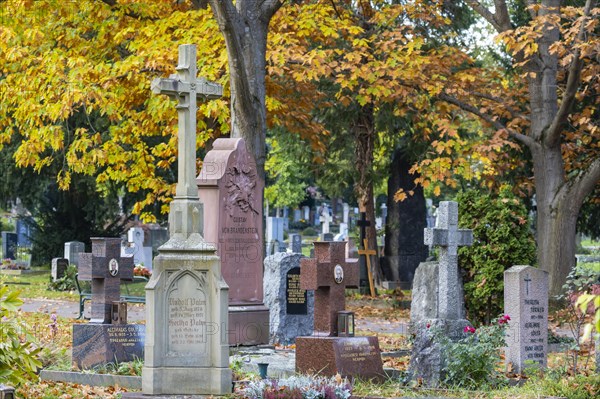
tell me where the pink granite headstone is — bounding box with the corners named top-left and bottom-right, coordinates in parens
top-left (197, 138), bottom-right (268, 345)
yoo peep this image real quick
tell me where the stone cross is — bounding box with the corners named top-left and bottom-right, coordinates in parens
top-left (151, 44), bottom-right (222, 199)
top-left (424, 201), bottom-right (473, 320)
top-left (319, 205), bottom-right (331, 234)
top-left (300, 241), bottom-right (359, 336)
top-left (78, 238), bottom-right (134, 324)
top-left (356, 212), bottom-right (370, 243)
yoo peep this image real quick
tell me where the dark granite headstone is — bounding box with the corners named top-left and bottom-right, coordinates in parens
top-left (51, 258), bottom-right (69, 281)
top-left (1, 232), bottom-right (17, 260)
top-left (72, 324), bottom-right (145, 369)
top-left (286, 267), bottom-right (307, 315)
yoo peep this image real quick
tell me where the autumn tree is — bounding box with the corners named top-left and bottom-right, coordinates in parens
top-left (442, 0), bottom-right (600, 294)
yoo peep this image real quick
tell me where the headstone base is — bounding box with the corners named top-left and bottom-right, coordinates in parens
top-left (296, 336), bottom-right (385, 381)
top-left (72, 324), bottom-right (145, 369)
top-left (140, 367), bottom-right (231, 396)
top-left (228, 305), bottom-right (270, 345)
top-left (408, 318), bottom-right (471, 387)
top-left (123, 393), bottom-right (227, 399)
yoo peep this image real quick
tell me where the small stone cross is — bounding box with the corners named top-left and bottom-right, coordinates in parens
top-left (319, 206), bottom-right (331, 234)
top-left (424, 201), bottom-right (473, 320)
top-left (151, 44), bottom-right (223, 200)
top-left (524, 274), bottom-right (532, 296)
top-left (78, 238), bottom-right (134, 324)
top-left (300, 241), bottom-right (359, 336)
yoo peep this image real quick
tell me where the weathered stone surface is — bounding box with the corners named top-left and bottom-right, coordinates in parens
top-left (197, 137), bottom-right (268, 345)
top-left (408, 319), bottom-right (471, 387)
top-left (264, 253), bottom-right (313, 344)
top-left (296, 336), bottom-right (384, 381)
top-left (505, 265), bottom-right (548, 373)
top-left (72, 324), bottom-right (144, 369)
top-left (410, 262), bottom-right (439, 321)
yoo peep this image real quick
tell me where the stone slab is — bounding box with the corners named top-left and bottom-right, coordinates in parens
top-left (296, 336), bottom-right (385, 381)
top-left (40, 370), bottom-right (141, 390)
top-left (72, 324), bottom-right (145, 369)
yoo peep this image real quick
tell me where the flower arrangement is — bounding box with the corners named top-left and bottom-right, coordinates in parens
top-left (237, 375), bottom-right (352, 399)
top-left (1, 258), bottom-right (25, 270)
top-left (133, 264), bottom-right (152, 278)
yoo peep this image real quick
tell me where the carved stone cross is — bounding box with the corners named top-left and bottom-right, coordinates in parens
top-left (151, 44), bottom-right (223, 200)
top-left (300, 241), bottom-right (359, 336)
top-left (424, 201), bottom-right (473, 320)
top-left (78, 238), bottom-right (134, 324)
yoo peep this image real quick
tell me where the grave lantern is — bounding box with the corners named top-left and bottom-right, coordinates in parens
top-left (337, 311), bottom-right (355, 337)
top-left (0, 385), bottom-right (15, 399)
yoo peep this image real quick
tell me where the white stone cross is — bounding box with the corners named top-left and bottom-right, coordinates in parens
top-left (424, 201), bottom-right (473, 320)
top-left (151, 44), bottom-right (223, 199)
top-left (320, 205), bottom-right (331, 234)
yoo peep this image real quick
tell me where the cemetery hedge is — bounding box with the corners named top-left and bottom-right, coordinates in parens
top-left (457, 188), bottom-right (536, 325)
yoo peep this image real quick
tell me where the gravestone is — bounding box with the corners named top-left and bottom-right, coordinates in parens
top-left (295, 242), bottom-right (384, 380)
top-left (408, 201), bottom-right (473, 386)
top-left (64, 241), bottom-right (85, 267)
top-left (125, 44), bottom-right (231, 397)
top-left (289, 233), bottom-right (302, 254)
top-left (72, 238), bottom-right (144, 369)
top-left (303, 206), bottom-right (310, 221)
top-left (16, 218), bottom-right (32, 247)
top-left (319, 205), bottom-right (331, 237)
top-left (322, 232), bottom-right (334, 242)
top-left (127, 227), bottom-right (153, 269)
top-left (504, 265), bottom-right (548, 373)
top-left (197, 137), bottom-right (269, 345)
top-left (266, 217), bottom-right (285, 255)
top-left (293, 209), bottom-right (302, 222)
top-left (264, 253), bottom-right (314, 344)
top-left (1, 232), bottom-right (17, 260)
top-left (51, 258), bottom-right (69, 281)
top-left (335, 223), bottom-right (348, 241)
top-left (342, 203), bottom-right (350, 224)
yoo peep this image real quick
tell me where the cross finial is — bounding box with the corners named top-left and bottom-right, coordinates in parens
top-left (151, 44), bottom-right (223, 200)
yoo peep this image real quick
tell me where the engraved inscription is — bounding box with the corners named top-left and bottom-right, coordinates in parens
top-left (167, 272), bottom-right (207, 354)
top-left (107, 325), bottom-right (144, 347)
top-left (286, 267), bottom-right (307, 315)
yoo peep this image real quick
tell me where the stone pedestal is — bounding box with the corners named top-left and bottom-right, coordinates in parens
top-left (197, 138), bottom-right (268, 345)
top-left (296, 336), bottom-right (384, 380)
top-left (141, 200), bottom-right (231, 396)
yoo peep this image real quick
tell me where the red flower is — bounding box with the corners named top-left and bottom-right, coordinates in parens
top-left (426, 323), bottom-right (431, 329)
top-left (463, 326), bottom-right (476, 334)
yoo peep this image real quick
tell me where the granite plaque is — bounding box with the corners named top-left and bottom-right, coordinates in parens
top-left (72, 324), bottom-right (145, 369)
top-left (286, 267), bottom-right (307, 315)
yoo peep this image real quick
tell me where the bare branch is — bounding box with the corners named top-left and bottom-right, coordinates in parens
top-left (545, 0), bottom-right (595, 147)
top-left (261, 0), bottom-right (284, 21)
top-left (554, 157), bottom-right (600, 212)
top-left (437, 92), bottom-right (537, 148)
top-left (465, 0), bottom-right (511, 33)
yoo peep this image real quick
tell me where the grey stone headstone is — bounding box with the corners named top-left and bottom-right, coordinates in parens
top-left (1, 232), bottom-right (18, 259)
top-left (302, 206), bottom-right (310, 221)
top-left (51, 258), bottom-right (69, 281)
top-left (293, 209), bottom-right (302, 222)
top-left (410, 262), bottom-right (439, 321)
top-left (64, 241), bottom-right (85, 267)
top-left (266, 217), bottom-right (285, 243)
top-left (504, 265), bottom-right (548, 374)
top-left (289, 234), bottom-right (302, 254)
top-left (264, 253), bottom-right (314, 345)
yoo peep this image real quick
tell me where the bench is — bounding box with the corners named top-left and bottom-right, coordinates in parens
top-left (75, 273), bottom-right (148, 319)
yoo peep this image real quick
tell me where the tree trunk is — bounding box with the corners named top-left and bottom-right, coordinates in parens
top-left (352, 104), bottom-right (383, 288)
top-left (383, 150), bottom-right (428, 285)
top-left (208, 0), bottom-right (283, 180)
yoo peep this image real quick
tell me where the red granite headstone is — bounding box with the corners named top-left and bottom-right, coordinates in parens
top-left (197, 138), bottom-right (268, 345)
top-left (300, 241), bottom-right (359, 336)
top-left (296, 241), bottom-right (384, 380)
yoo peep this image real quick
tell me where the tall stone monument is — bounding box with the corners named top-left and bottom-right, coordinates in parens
top-left (126, 44), bottom-right (231, 396)
top-left (197, 138), bottom-right (268, 345)
top-left (504, 265), bottom-right (548, 374)
top-left (409, 201), bottom-right (473, 386)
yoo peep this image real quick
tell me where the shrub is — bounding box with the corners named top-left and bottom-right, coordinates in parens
top-left (0, 286), bottom-right (42, 385)
top-left (457, 187), bottom-right (536, 325)
top-left (434, 315), bottom-right (509, 389)
top-left (47, 264), bottom-right (78, 291)
top-left (302, 227), bottom-right (318, 237)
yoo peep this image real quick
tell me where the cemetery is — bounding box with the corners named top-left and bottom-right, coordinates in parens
top-left (0, 1), bottom-right (599, 399)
